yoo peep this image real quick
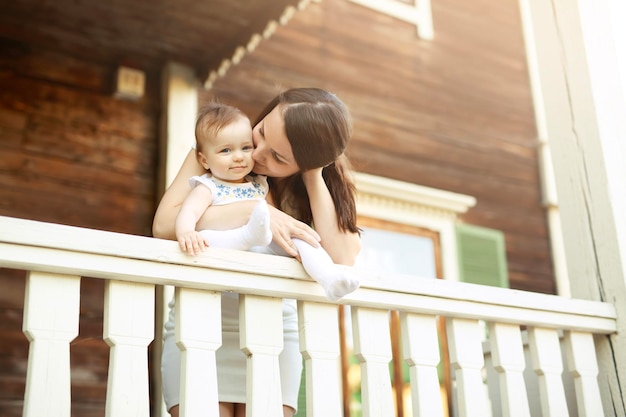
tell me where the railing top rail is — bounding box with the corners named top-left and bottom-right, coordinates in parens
top-left (0, 216), bottom-right (617, 334)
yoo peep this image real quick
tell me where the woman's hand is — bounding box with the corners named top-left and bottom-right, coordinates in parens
top-left (196, 201), bottom-right (321, 259)
top-left (268, 205), bottom-right (320, 259)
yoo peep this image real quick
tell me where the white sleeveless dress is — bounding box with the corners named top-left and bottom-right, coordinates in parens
top-left (160, 173), bottom-right (302, 412)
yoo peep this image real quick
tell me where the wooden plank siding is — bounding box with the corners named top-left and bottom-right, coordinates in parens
top-left (205, 0), bottom-right (552, 295)
top-left (0, 0), bottom-right (552, 415)
top-left (0, 41), bottom-right (159, 235)
top-left (0, 41), bottom-right (159, 416)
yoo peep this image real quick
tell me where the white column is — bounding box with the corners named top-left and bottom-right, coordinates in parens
top-left (446, 318), bottom-right (490, 417)
top-left (517, 0), bottom-right (626, 410)
top-left (240, 294), bottom-right (284, 417)
top-left (527, 327), bottom-right (570, 416)
top-left (400, 312), bottom-right (445, 417)
top-left (22, 272), bottom-right (80, 417)
top-left (104, 280), bottom-right (155, 417)
top-left (488, 323), bottom-right (530, 417)
top-left (176, 288), bottom-right (222, 417)
top-left (298, 301), bottom-right (343, 417)
top-left (158, 61), bottom-right (198, 194)
top-left (351, 307), bottom-right (394, 417)
top-left (564, 331), bottom-right (604, 416)
top-left (154, 61), bottom-right (198, 417)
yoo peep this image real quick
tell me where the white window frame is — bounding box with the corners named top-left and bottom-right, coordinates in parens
top-left (347, 0), bottom-right (435, 40)
top-left (354, 172), bottom-right (475, 282)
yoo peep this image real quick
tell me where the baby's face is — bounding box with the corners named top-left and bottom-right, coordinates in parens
top-left (200, 117), bottom-right (254, 182)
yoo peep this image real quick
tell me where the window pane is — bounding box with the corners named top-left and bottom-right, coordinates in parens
top-left (355, 227), bottom-right (437, 278)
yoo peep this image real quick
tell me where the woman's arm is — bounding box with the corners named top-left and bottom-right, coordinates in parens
top-left (266, 203), bottom-right (321, 259)
top-left (302, 168), bottom-right (361, 265)
top-left (153, 150), bottom-right (206, 240)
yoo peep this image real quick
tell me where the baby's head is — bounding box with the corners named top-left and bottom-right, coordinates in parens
top-left (195, 103), bottom-right (254, 182)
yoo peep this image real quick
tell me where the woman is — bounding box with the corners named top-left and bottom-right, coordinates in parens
top-left (154, 88), bottom-right (361, 417)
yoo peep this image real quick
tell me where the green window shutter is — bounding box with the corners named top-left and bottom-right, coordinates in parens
top-left (456, 224), bottom-right (509, 288)
top-left (294, 362), bottom-right (307, 417)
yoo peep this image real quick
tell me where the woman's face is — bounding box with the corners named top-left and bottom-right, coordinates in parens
top-left (251, 106), bottom-right (300, 178)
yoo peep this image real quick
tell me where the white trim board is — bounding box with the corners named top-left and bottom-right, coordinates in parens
top-left (354, 172), bottom-right (476, 282)
top-left (348, 0), bottom-right (434, 40)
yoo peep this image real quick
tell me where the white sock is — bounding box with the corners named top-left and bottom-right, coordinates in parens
top-left (292, 239), bottom-right (360, 301)
top-left (199, 200), bottom-right (272, 250)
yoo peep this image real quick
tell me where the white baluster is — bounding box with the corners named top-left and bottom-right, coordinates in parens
top-left (22, 271), bottom-right (80, 417)
top-left (488, 322), bottom-right (530, 417)
top-left (351, 307), bottom-right (394, 417)
top-left (527, 327), bottom-right (569, 416)
top-left (240, 294), bottom-right (284, 417)
top-left (564, 331), bottom-right (604, 417)
top-left (176, 288), bottom-right (222, 417)
top-left (298, 301), bottom-right (342, 417)
top-left (446, 318), bottom-right (490, 417)
top-left (400, 312), bottom-right (445, 417)
top-left (103, 280), bottom-right (155, 417)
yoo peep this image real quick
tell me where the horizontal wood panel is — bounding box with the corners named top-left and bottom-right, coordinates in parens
top-left (0, 178), bottom-right (153, 235)
top-left (0, 44), bottom-right (157, 235)
top-left (210, 0), bottom-right (553, 295)
top-left (0, 149), bottom-right (153, 195)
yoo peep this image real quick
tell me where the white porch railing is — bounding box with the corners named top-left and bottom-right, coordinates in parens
top-left (0, 216), bottom-right (617, 417)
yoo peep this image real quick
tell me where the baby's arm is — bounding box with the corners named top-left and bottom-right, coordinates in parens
top-left (153, 149), bottom-right (205, 240)
top-left (175, 185), bottom-right (213, 255)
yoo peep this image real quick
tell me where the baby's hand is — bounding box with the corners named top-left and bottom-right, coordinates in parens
top-left (177, 231), bottom-right (209, 256)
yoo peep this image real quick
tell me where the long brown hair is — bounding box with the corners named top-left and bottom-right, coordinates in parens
top-left (254, 88), bottom-right (359, 234)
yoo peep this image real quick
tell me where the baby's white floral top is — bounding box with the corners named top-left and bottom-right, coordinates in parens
top-left (189, 174), bottom-right (268, 205)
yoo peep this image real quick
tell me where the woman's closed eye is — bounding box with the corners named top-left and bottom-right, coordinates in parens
top-left (272, 150), bottom-right (287, 164)
top-left (258, 125), bottom-right (285, 163)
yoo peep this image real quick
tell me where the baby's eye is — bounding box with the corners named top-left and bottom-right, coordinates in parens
top-left (243, 145), bottom-right (253, 151)
top-left (219, 148), bottom-right (231, 154)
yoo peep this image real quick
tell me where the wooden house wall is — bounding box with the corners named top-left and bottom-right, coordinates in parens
top-left (205, 0), bottom-right (554, 294)
top-left (0, 41), bottom-right (160, 416)
top-left (0, 40), bottom-right (159, 234)
top-left (0, 0), bottom-right (553, 415)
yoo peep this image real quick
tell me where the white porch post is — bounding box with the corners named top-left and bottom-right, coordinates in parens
top-left (154, 61), bottom-right (199, 417)
top-left (158, 61), bottom-right (199, 196)
top-left (518, 0), bottom-right (626, 414)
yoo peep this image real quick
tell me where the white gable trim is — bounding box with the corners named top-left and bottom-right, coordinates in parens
top-left (204, 0), bottom-right (317, 89)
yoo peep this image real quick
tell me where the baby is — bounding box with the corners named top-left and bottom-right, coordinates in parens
top-left (175, 102), bottom-right (359, 301)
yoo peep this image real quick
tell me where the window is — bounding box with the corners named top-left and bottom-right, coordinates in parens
top-left (347, 0), bottom-right (434, 40)
top-left (341, 173), bottom-right (476, 416)
top-left (346, 217), bottom-right (444, 416)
